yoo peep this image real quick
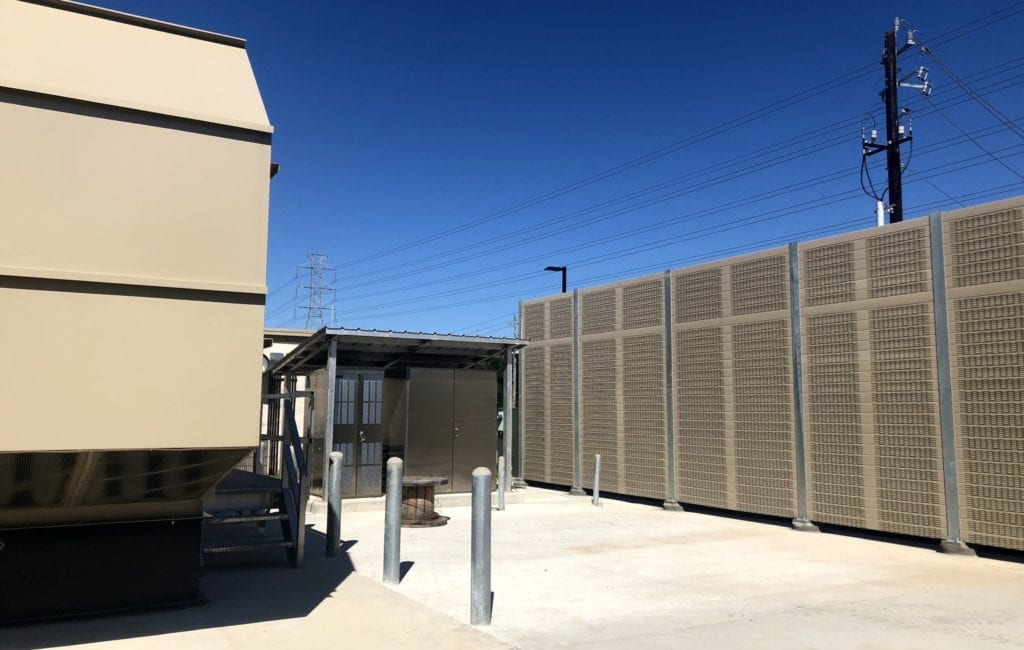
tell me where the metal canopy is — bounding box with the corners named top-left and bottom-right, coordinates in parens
top-left (268, 327), bottom-right (527, 376)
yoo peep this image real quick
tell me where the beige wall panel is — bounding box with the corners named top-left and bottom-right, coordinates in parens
top-left (943, 198), bottom-right (1024, 551)
top-left (0, 286), bottom-right (263, 451)
top-left (799, 220), bottom-right (946, 539)
top-left (0, 1), bottom-right (270, 131)
top-left (0, 102), bottom-right (270, 291)
top-left (521, 346), bottom-right (548, 483)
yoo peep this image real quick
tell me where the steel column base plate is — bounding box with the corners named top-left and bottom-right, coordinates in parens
top-left (791, 518), bottom-right (820, 533)
top-left (568, 486), bottom-right (587, 496)
top-left (512, 478), bottom-right (529, 489)
top-left (662, 500), bottom-right (684, 512)
top-left (939, 539), bottom-right (976, 556)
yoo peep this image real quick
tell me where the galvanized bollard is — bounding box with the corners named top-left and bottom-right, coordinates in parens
top-left (592, 454), bottom-right (602, 507)
top-left (327, 451), bottom-right (344, 556)
top-left (497, 456), bottom-right (506, 511)
top-left (383, 457), bottom-right (403, 584)
top-left (471, 467), bottom-right (492, 625)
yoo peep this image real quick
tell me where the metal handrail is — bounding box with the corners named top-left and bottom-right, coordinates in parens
top-left (280, 398), bottom-right (309, 567)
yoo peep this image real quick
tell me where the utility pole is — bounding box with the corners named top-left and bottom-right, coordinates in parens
top-left (882, 28), bottom-right (905, 223)
top-left (862, 18), bottom-right (930, 225)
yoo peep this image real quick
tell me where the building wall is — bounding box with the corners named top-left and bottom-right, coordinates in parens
top-left (0, 1), bottom-right (272, 455)
top-left (521, 195), bottom-right (1024, 552)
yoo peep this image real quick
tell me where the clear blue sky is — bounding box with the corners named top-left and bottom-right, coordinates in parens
top-left (96, 1), bottom-right (1024, 336)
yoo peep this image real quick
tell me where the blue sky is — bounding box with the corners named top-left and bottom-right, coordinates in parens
top-left (96, 1), bottom-right (1024, 336)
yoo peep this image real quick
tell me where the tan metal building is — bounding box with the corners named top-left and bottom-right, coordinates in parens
top-left (0, 0), bottom-right (272, 621)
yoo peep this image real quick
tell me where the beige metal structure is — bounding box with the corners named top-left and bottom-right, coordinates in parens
top-left (521, 194), bottom-right (1024, 553)
top-left (0, 0), bottom-right (272, 621)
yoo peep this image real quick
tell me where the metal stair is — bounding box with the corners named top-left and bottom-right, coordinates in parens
top-left (201, 398), bottom-right (310, 568)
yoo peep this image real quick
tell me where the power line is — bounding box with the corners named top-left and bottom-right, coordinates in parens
top-left (333, 2), bottom-right (1024, 269)
top-left (341, 62), bottom-right (1024, 290)
top-left (926, 97), bottom-right (1024, 181)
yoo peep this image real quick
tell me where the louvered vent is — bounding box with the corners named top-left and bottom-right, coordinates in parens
top-left (731, 255), bottom-right (788, 314)
top-left (549, 297), bottom-right (573, 339)
top-left (805, 311), bottom-right (866, 528)
top-left (622, 333), bottom-right (665, 498)
top-left (803, 242), bottom-right (856, 306)
top-left (732, 319), bottom-right (794, 516)
top-left (521, 346), bottom-right (547, 483)
top-left (581, 289), bottom-right (616, 334)
top-left (949, 208), bottom-right (1023, 287)
top-left (675, 327), bottom-right (728, 509)
top-left (523, 302), bottom-right (546, 341)
top-left (622, 280), bottom-right (663, 330)
top-left (867, 228), bottom-right (930, 298)
top-left (581, 339), bottom-right (618, 491)
top-left (870, 304), bottom-right (944, 537)
top-left (547, 343), bottom-right (575, 486)
top-left (674, 268), bottom-right (722, 323)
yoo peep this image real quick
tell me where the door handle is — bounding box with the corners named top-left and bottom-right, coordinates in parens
top-left (359, 430), bottom-right (365, 442)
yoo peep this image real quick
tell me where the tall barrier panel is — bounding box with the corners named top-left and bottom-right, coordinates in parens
top-left (521, 295), bottom-right (575, 486)
top-left (578, 276), bottom-right (667, 499)
top-left (798, 221), bottom-right (947, 539)
top-left (942, 199), bottom-right (1024, 551)
top-left (671, 249), bottom-right (797, 518)
top-left (519, 195), bottom-right (1024, 553)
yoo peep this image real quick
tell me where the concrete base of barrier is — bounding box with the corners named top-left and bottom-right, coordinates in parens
top-left (791, 518), bottom-right (820, 533)
top-left (662, 500), bottom-right (684, 512)
top-left (939, 539), bottom-right (976, 556)
top-left (568, 487), bottom-right (587, 496)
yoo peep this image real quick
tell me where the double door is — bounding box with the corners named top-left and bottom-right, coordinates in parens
top-left (406, 368), bottom-right (496, 493)
top-left (333, 372), bottom-right (384, 497)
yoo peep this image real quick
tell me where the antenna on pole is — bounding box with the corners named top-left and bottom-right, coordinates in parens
top-left (298, 253), bottom-right (336, 329)
top-left (861, 17), bottom-right (931, 225)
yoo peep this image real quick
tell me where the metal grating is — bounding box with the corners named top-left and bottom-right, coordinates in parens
top-left (805, 311), bottom-right (866, 528)
top-left (867, 228), bottom-right (931, 298)
top-left (948, 208), bottom-right (1023, 288)
top-left (581, 338), bottom-right (618, 491)
top-left (732, 319), bottom-right (794, 516)
top-left (674, 268), bottom-right (723, 323)
top-left (548, 296), bottom-right (573, 339)
top-left (521, 346), bottom-right (547, 483)
top-left (675, 327), bottom-right (728, 509)
top-left (731, 255), bottom-right (788, 315)
top-left (869, 304), bottom-right (945, 537)
top-left (622, 280), bottom-right (663, 330)
top-left (803, 242), bottom-right (856, 306)
top-left (581, 289), bottom-right (617, 335)
top-left (622, 333), bottom-right (665, 498)
top-left (523, 302), bottom-right (546, 341)
top-left (951, 292), bottom-right (1024, 550)
top-left (547, 343), bottom-right (575, 486)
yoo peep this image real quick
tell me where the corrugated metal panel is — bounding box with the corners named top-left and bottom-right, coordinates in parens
top-left (944, 201), bottom-right (1024, 550)
top-left (800, 221), bottom-right (946, 539)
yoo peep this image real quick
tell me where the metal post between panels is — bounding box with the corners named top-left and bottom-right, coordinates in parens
top-left (663, 270), bottom-right (683, 511)
top-left (323, 337), bottom-right (338, 492)
top-left (789, 242), bottom-right (818, 532)
top-left (503, 348), bottom-right (514, 491)
top-left (929, 212), bottom-right (974, 555)
top-left (327, 451), bottom-right (343, 556)
top-left (497, 456), bottom-right (506, 511)
top-left (570, 288), bottom-right (585, 496)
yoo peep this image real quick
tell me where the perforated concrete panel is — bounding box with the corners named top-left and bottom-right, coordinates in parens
top-left (579, 276), bottom-right (666, 499)
top-left (800, 221), bottom-right (946, 539)
top-left (943, 199), bottom-right (1024, 551)
top-left (521, 295), bottom-right (575, 485)
top-left (672, 249), bottom-right (796, 518)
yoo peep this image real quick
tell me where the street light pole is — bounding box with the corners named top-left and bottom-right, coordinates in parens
top-left (544, 265), bottom-right (567, 293)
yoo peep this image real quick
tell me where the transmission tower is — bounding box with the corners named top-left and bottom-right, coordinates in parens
top-left (297, 253), bottom-right (336, 329)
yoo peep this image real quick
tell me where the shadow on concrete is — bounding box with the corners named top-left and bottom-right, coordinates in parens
top-left (1, 527), bottom-right (357, 649)
top-left (399, 560), bottom-right (415, 582)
